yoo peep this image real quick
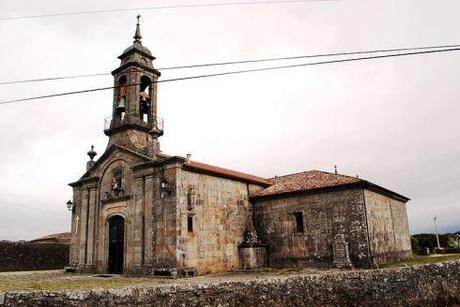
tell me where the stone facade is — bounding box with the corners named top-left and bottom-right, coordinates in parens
top-left (67, 20), bottom-right (412, 276)
top-left (252, 187), bottom-right (411, 268)
top-left (253, 189), bottom-right (372, 268)
top-left (174, 168), bottom-right (265, 275)
top-left (364, 190), bottom-right (412, 264)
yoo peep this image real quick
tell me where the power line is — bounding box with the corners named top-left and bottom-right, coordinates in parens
top-left (0, 0), bottom-right (332, 21)
top-left (0, 199), bottom-right (64, 216)
top-left (0, 192), bottom-right (63, 200)
top-left (2, 43), bottom-right (460, 86)
top-left (1, 46), bottom-right (460, 106)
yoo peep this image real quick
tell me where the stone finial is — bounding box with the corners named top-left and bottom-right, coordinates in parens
top-left (87, 145), bottom-right (97, 161)
top-left (86, 145), bottom-right (97, 171)
top-left (134, 15), bottom-right (142, 43)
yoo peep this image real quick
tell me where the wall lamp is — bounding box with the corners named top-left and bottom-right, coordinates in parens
top-left (66, 200), bottom-right (74, 212)
top-left (160, 180), bottom-right (173, 199)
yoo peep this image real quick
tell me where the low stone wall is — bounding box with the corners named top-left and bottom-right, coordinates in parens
top-left (0, 241), bottom-right (69, 272)
top-left (1, 261), bottom-right (459, 306)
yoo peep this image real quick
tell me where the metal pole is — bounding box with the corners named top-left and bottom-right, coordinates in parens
top-left (434, 217), bottom-right (441, 249)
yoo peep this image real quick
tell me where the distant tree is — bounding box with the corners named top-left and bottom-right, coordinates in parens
top-left (411, 231), bottom-right (460, 253)
top-left (410, 236), bottom-right (420, 254)
top-left (447, 236), bottom-right (460, 248)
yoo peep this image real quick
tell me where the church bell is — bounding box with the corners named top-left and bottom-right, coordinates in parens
top-left (117, 97), bottom-right (126, 110)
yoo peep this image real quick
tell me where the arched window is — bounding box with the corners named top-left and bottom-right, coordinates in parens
top-left (139, 76), bottom-right (152, 123)
top-left (117, 76), bottom-right (128, 121)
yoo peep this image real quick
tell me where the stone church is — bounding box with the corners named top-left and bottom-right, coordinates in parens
top-left (68, 19), bottom-right (412, 276)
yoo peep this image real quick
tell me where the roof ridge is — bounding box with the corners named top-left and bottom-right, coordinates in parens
top-left (184, 160), bottom-right (271, 186)
top-left (314, 169), bottom-right (364, 181)
top-left (269, 169), bottom-right (321, 179)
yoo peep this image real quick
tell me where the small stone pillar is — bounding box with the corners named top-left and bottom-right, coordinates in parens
top-left (86, 145), bottom-right (97, 171)
top-left (333, 233), bottom-right (352, 269)
top-left (238, 230), bottom-right (267, 270)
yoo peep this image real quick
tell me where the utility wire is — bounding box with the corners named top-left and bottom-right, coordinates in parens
top-left (0, 199), bottom-right (63, 216)
top-left (2, 43), bottom-right (460, 86)
top-left (0, 192), bottom-right (64, 200)
top-left (0, 0), bottom-right (332, 21)
top-left (1, 46), bottom-right (460, 106)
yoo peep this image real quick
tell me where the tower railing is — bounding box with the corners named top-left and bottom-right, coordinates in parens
top-left (104, 116), bottom-right (164, 132)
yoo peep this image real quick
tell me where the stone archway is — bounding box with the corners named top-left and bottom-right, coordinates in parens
top-left (108, 215), bottom-right (125, 274)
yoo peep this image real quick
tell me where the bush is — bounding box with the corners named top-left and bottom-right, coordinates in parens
top-left (0, 241), bottom-right (69, 272)
top-left (411, 231), bottom-right (460, 255)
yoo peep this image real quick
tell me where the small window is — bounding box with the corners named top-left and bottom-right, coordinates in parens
top-left (187, 216), bottom-right (193, 233)
top-left (294, 212), bottom-right (304, 233)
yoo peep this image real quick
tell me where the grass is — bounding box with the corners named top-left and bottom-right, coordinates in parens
top-left (0, 271), bottom-right (164, 292)
top-left (1, 254), bottom-right (460, 292)
top-left (379, 253), bottom-right (460, 268)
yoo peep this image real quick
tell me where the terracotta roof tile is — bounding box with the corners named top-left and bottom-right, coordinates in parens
top-left (183, 160), bottom-right (271, 186)
top-left (251, 170), bottom-right (363, 198)
top-left (30, 232), bottom-right (71, 244)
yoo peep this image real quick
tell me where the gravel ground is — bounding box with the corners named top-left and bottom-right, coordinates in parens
top-left (0, 267), bottom-right (327, 292)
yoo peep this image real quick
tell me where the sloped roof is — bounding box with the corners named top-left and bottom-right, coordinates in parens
top-left (70, 144), bottom-right (154, 187)
top-left (30, 232), bottom-right (71, 244)
top-left (183, 160), bottom-right (271, 186)
top-left (251, 170), bottom-right (409, 202)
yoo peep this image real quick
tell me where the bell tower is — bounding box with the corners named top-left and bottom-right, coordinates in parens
top-left (104, 15), bottom-right (163, 157)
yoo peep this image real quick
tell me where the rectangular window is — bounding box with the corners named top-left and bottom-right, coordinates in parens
top-left (294, 212), bottom-right (304, 233)
top-left (187, 216), bottom-right (193, 233)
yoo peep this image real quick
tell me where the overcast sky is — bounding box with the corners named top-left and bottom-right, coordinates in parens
top-left (0, 0), bottom-right (459, 240)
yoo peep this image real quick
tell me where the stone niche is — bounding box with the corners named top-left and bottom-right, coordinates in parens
top-left (238, 243), bottom-right (268, 270)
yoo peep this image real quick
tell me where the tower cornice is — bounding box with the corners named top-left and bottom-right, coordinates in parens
top-left (111, 62), bottom-right (161, 77)
top-left (118, 44), bottom-right (156, 60)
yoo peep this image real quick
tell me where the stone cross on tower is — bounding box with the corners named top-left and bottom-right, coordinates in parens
top-left (104, 16), bottom-right (163, 157)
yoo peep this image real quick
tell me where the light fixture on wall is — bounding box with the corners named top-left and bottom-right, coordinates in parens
top-left (160, 180), bottom-right (172, 191)
top-left (66, 200), bottom-right (74, 212)
top-left (160, 180), bottom-right (173, 199)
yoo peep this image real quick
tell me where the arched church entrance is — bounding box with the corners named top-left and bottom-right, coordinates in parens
top-left (108, 215), bottom-right (124, 274)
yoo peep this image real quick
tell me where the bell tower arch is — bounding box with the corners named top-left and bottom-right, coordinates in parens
top-left (104, 15), bottom-right (163, 157)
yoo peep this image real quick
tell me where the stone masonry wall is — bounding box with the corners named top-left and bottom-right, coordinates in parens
top-left (2, 261), bottom-right (459, 306)
top-left (364, 189), bottom-right (412, 265)
top-left (129, 160), bottom-right (180, 274)
top-left (175, 168), bottom-right (265, 275)
top-left (253, 189), bottom-right (371, 268)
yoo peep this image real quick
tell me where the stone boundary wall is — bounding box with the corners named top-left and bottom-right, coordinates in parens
top-left (1, 261), bottom-right (459, 306)
top-left (0, 241), bottom-right (69, 272)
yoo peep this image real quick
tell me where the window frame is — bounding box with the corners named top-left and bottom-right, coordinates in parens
top-left (187, 215), bottom-right (194, 233)
top-left (294, 211), bottom-right (305, 233)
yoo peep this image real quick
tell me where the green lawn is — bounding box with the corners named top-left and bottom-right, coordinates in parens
top-left (0, 270), bottom-right (164, 292)
top-left (379, 253), bottom-right (460, 268)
